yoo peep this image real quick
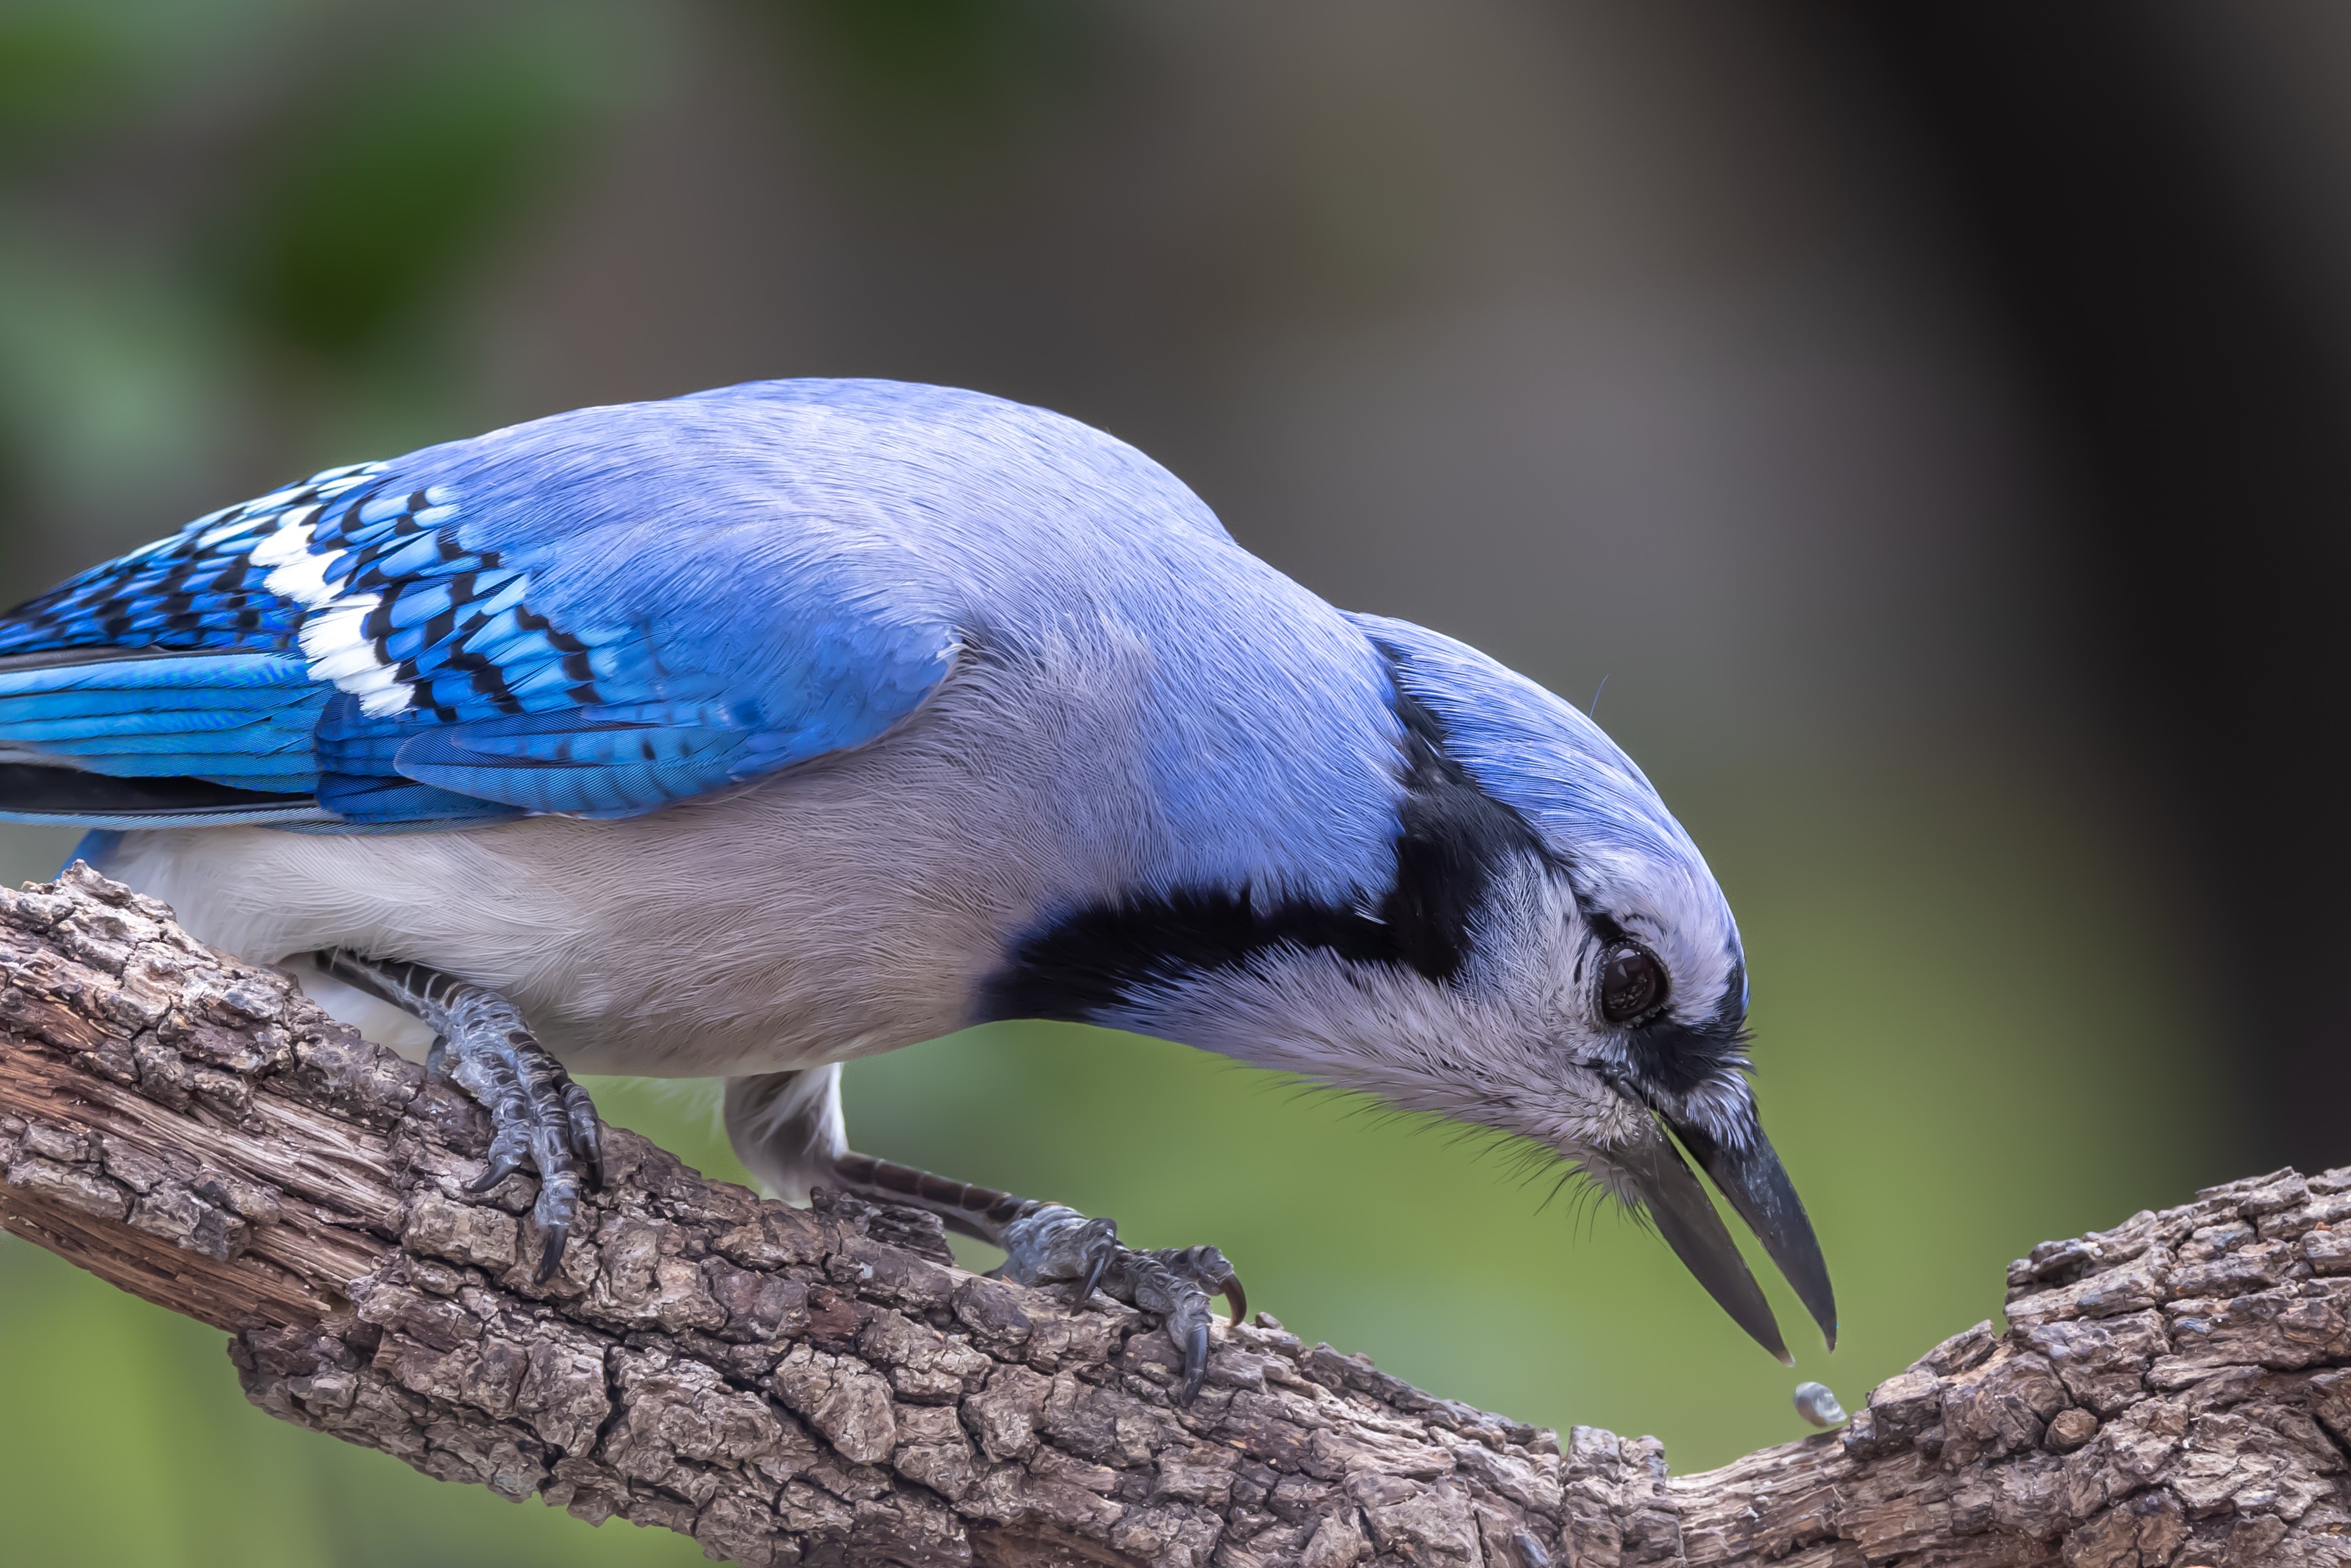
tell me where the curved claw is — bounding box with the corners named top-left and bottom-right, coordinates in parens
top-left (562, 1083), bottom-right (605, 1189)
top-left (1073, 1218), bottom-right (1121, 1306)
top-left (1176, 1316), bottom-right (1211, 1406)
top-left (314, 952), bottom-right (601, 1289)
top-left (467, 1150), bottom-right (524, 1192)
top-left (1172, 1244), bottom-right (1245, 1327)
top-left (986, 1205), bottom-right (1245, 1407)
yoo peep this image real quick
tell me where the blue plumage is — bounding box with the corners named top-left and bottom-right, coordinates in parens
top-left (0, 383), bottom-right (976, 826)
top-left (1355, 614), bottom-right (1708, 890)
top-left (0, 378), bottom-right (1834, 1368)
top-left (0, 654), bottom-right (328, 794)
top-left (0, 467), bottom-right (372, 657)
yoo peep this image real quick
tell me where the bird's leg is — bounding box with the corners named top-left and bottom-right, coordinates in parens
top-left (314, 950), bottom-right (601, 1281)
top-left (723, 1067), bottom-right (1243, 1405)
top-left (831, 1152), bottom-right (1245, 1406)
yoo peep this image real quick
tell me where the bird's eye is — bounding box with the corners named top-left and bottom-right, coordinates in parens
top-left (1600, 944), bottom-right (1666, 1023)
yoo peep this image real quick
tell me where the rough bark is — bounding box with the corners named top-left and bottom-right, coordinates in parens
top-left (5, 866), bottom-right (2349, 1568)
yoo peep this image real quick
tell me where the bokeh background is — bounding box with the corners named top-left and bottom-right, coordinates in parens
top-left (2, 1), bottom-right (2342, 1561)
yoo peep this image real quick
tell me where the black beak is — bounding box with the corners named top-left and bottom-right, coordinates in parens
top-left (1605, 1120), bottom-right (1793, 1364)
top-left (1666, 1112), bottom-right (1837, 1353)
top-left (1603, 1106), bottom-right (1837, 1361)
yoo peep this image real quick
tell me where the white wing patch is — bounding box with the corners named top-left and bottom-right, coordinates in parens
top-left (247, 471), bottom-right (462, 718)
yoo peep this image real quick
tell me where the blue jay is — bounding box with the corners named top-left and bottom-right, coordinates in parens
top-left (0, 380), bottom-right (1831, 1399)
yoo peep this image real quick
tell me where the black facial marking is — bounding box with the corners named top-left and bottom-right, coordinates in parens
top-left (1382, 685), bottom-right (1546, 978)
top-left (982, 645), bottom-right (1548, 1024)
top-left (983, 887), bottom-right (1395, 1023)
top-left (1621, 956), bottom-right (1749, 1098)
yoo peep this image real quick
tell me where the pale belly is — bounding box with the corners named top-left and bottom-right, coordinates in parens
top-left (96, 759), bottom-right (1068, 1078)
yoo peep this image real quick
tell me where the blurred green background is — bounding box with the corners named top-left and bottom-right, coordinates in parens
top-left (6, 0), bottom-right (2337, 1562)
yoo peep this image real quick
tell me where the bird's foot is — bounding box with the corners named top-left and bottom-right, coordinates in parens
top-left (433, 991), bottom-right (603, 1281)
top-left (316, 952), bottom-right (602, 1281)
top-left (996, 1203), bottom-right (1245, 1405)
top-left (823, 1152), bottom-right (1244, 1406)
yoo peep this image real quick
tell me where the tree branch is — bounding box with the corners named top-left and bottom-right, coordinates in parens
top-left (4, 866), bottom-right (2348, 1568)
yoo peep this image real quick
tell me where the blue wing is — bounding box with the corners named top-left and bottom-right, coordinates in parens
top-left (0, 387), bottom-right (961, 830)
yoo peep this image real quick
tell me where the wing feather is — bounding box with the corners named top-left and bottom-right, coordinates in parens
top-left (0, 395), bottom-right (960, 829)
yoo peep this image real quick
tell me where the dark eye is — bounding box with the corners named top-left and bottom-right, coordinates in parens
top-left (1600, 944), bottom-right (1666, 1023)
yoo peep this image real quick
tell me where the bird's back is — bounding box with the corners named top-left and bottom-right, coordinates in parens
top-left (0, 380), bottom-right (1413, 1067)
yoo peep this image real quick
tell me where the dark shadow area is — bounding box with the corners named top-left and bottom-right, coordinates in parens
top-left (1838, 1), bottom-right (2351, 1169)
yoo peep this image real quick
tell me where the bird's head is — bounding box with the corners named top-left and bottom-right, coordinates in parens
top-left (1016, 614), bottom-right (1834, 1361)
top-left (1359, 616), bottom-right (1834, 1360)
top-left (1445, 793), bottom-right (1838, 1366)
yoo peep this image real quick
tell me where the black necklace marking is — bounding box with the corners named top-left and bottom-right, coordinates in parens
top-left (980, 650), bottom-right (1547, 1024)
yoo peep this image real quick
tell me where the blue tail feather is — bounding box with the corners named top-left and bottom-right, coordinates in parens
top-left (0, 651), bottom-right (331, 825)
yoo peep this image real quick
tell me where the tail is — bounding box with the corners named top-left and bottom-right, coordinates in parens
top-left (0, 650), bottom-right (332, 829)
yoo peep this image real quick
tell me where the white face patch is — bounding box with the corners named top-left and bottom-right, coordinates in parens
top-left (1099, 866), bottom-right (1620, 1163)
top-left (1544, 861), bottom-right (1757, 1152)
top-left (1101, 851), bottom-right (1758, 1192)
top-left (1659, 1069), bottom-right (1759, 1152)
top-left (1108, 942), bottom-right (1630, 1156)
top-left (1571, 853), bottom-right (1744, 1035)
